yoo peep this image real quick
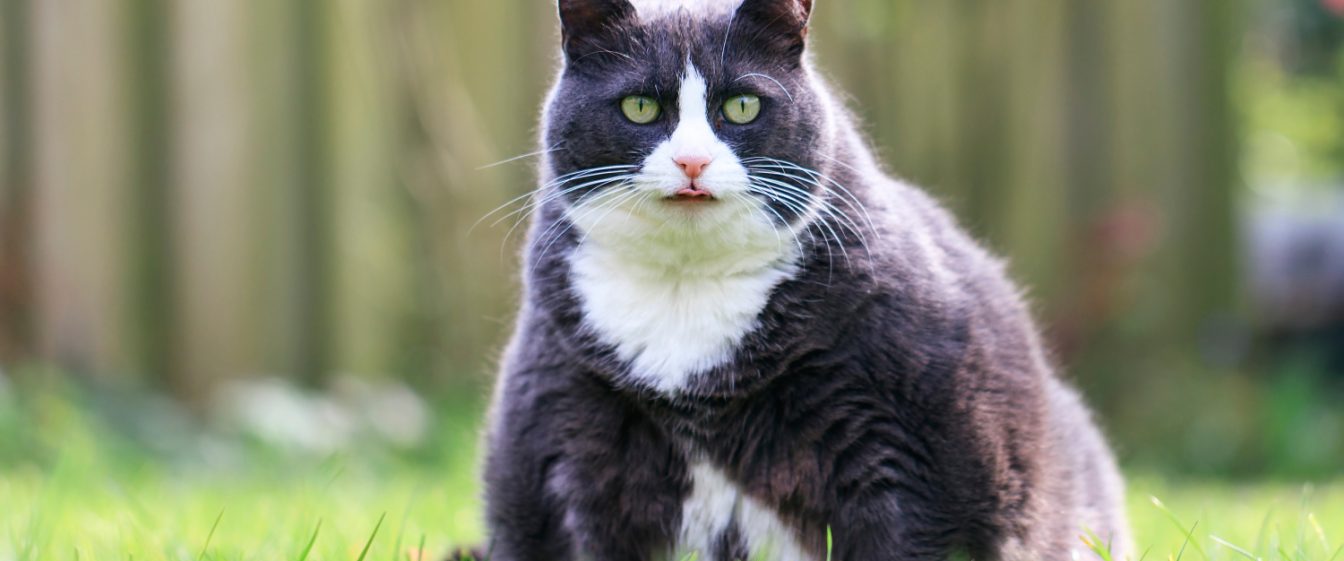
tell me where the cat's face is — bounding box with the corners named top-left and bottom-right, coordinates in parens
top-left (543, 0), bottom-right (829, 253)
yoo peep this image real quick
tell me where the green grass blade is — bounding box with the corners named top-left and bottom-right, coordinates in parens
top-left (1152, 497), bottom-right (1209, 561)
top-left (1309, 513), bottom-right (1331, 553)
top-left (196, 509), bottom-right (225, 561)
top-left (1297, 486), bottom-right (1312, 558)
top-left (1253, 507), bottom-right (1275, 557)
top-left (1081, 528), bottom-right (1115, 561)
top-left (1211, 535), bottom-right (1259, 560)
top-left (353, 512), bottom-right (386, 561)
top-left (826, 526), bottom-right (833, 561)
top-left (296, 519), bottom-right (322, 561)
top-left (410, 533), bottom-right (426, 561)
top-left (1175, 521), bottom-right (1198, 561)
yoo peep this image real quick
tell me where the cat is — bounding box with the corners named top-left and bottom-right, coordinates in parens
top-left (480, 0), bottom-right (1132, 559)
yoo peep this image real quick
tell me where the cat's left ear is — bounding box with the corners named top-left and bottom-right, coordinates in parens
top-left (733, 0), bottom-right (813, 59)
top-left (557, 0), bottom-right (636, 61)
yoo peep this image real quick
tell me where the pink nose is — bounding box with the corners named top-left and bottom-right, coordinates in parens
top-left (674, 153), bottom-right (713, 179)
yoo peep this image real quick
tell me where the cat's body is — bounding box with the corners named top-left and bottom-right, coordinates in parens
top-left (482, 1), bottom-right (1131, 559)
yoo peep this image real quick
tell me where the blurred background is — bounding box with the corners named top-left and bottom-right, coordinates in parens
top-left (0, 0), bottom-right (1342, 482)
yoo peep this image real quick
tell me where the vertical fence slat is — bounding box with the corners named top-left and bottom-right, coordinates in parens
top-left (0, 0), bottom-right (35, 365)
top-left (291, 0), bottom-right (334, 389)
top-left (125, 0), bottom-right (180, 393)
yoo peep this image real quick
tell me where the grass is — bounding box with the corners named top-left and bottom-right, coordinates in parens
top-left (1, 382), bottom-right (1342, 560)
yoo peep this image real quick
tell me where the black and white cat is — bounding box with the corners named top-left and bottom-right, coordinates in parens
top-left (481, 0), bottom-right (1132, 559)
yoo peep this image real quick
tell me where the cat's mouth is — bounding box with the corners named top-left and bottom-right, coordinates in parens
top-left (666, 186), bottom-right (715, 202)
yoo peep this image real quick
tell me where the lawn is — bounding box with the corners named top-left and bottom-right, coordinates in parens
top-left (1, 382), bottom-right (1341, 561)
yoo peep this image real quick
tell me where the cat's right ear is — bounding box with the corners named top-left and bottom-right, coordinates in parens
top-left (557, 0), bottom-right (636, 61)
top-left (733, 0), bottom-right (813, 61)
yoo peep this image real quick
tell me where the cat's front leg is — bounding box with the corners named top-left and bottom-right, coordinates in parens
top-left (481, 352), bottom-right (585, 561)
top-left (552, 393), bottom-right (688, 561)
top-left (830, 494), bottom-right (961, 561)
top-left (480, 399), bottom-right (574, 561)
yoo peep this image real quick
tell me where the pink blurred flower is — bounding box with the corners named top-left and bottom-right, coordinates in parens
top-left (1326, 0), bottom-right (1344, 17)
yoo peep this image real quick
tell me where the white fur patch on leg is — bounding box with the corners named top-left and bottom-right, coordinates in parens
top-left (677, 462), bottom-right (739, 558)
top-left (675, 461), bottom-right (815, 561)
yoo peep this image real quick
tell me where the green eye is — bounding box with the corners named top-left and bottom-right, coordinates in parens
top-left (723, 94), bottom-right (762, 124)
top-left (620, 95), bottom-right (660, 124)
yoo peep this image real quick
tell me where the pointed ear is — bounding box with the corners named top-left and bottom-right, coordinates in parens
top-left (733, 0), bottom-right (813, 59)
top-left (557, 0), bottom-right (636, 60)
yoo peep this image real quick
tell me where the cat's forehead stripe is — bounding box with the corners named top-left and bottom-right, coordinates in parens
top-left (678, 62), bottom-right (709, 122)
top-left (629, 0), bottom-right (743, 20)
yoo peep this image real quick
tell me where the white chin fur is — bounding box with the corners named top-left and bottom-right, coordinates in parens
top-left (566, 62), bottom-right (799, 394)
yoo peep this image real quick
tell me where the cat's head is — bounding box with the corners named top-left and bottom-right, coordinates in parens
top-left (541, 0), bottom-right (835, 263)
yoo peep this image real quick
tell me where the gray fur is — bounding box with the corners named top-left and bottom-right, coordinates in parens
top-left (480, 0), bottom-right (1132, 559)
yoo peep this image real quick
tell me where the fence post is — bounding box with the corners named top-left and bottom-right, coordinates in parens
top-left (125, 0), bottom-right (181, 394)
top-left (1, 0), bottom-right (35, 366)
top-left (291, 0), bottom-right (334, 389)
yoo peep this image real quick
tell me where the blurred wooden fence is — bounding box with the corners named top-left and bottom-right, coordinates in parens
top-left (0, 0), bottom-right (1238, 424)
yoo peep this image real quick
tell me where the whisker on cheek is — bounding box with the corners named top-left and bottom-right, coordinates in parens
top-left (752, 172), bottom-right (876, 273)
top-left (577, 189), bottom-right (651, 247)
top-left (498, 174), bottom-right (637, 260)
top-left (743, 157), bottom-right (879, 239)
top-left (528, 183), bottom-right (641, 277)
top-left (472, 164), bottom-right (637, 234)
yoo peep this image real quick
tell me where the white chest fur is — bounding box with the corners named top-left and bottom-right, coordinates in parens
top-left (677, 461), bottom-right (815, 561)
top-left (569, 243), bottom-right (794, 393)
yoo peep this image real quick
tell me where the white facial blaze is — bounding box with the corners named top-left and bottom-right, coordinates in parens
top-left (566, 61), bottom-right (798, 394)
top-left (669, 64), bottom-right (716, 168)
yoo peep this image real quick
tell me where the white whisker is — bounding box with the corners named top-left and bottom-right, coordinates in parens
top-left (745, 157), bottom-right (879, 239)
top-left (476, 144), bottom-right (565, 170)
top-left (734, 73), bottom-right (794, 103)
top-left (746, 175), bottom-right (855, 268)
top-left (747, 195), bottom-right (802, 256)
top-left (532, 185), bottom-right (642, 272)
top-left (577, 189), bottom-right (650, 246)
top-left (476, 164), bottom-right (633, 219)
top-left (498, 175), bottom-right (636, 260)
top-left (494, 172), bottom-right (633, 228)
top-left (472, 165), bottom-right (637, 235)
top-left (749, 169), bottom-right (870, 246)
